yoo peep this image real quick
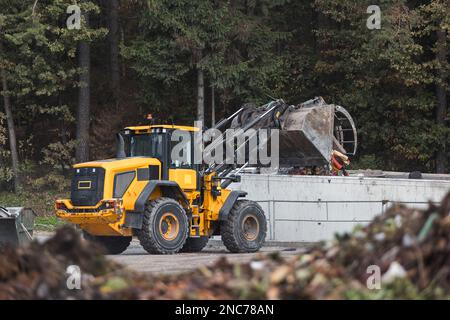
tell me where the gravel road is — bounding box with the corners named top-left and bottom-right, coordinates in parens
top-left (36, 232), bottom-right (304, 275)
top-left (109, 239), bottom-right (303, 274)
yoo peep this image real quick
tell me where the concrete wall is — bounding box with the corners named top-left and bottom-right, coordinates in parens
top-left (229, 174), bottom-right (450, 242)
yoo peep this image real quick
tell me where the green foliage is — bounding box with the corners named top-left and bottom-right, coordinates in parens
top-left (0, 188), bottom-right (69, 216)
top-left (0, 0), bottom-right (106, 190)
top-left (0, 0), bottom-right (106, 134)
top-left (122, 0), bottom-right (290, 110)
top-left (35, 215), bottom-right (67, 232)
top-left (350, 154), bottom-right (383, 170)
top-left (31, 172), bottom-right (70, 192)
top-left (0, 0), bottom-right (448, 195)
top-left (312, 0), bottom-right (448, 171)
top-left (0, 112), bottom-right (13, 183)
top-left (120, 0), bottom-right (447, 172)
top-left (41, 140), bottom-right (77, 172)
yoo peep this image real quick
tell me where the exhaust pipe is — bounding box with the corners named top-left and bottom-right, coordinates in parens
top-left (116, 133), bottom-right (126, 159)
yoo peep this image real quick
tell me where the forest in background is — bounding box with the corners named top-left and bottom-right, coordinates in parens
top-left (0, 0), bottom-right (448, 195)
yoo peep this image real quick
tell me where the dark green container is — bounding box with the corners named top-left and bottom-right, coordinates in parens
top-left (0, 207), bottom-right (36, 246)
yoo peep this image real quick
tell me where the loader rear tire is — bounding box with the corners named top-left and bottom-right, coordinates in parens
top-left (137, 197), bottom-right (189, 254)
top-left (220, 200), bottom-right (266, 253)
top-left (83, 232), bottom-right (131, 255)
top-left (180, 237), bottom-right (209, 252)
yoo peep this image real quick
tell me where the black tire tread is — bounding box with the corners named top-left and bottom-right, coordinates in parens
top-left (221, 200), bottom-right (266, 253)
top-left (83, 231), bottom-right (131, 255)
top-left (137, 197), bottom-right (188, 254)
top-left (180, 237), bottom-right (209, 253)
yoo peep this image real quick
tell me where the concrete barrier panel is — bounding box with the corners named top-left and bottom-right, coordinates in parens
top-left (230, 174), bottom-right (450, 242)
top-left (327, 202), bottom-right (383, 222)
top-left (274, 220), bottom-right (360, 242)
top-left (275, 202), bottom-right (327, 221)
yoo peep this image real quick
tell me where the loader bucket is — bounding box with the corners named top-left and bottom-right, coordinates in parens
top-left (0, 207), bottom-right (35, 246)
top-left (279, 104), bottom-right (335, 167)
top-left (275, 97), bottom-right (357, 167)
top-left (225, 97), bottom-right (357, 168)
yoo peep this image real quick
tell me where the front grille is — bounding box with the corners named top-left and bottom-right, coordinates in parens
top-left (70, 167), bottom-right (105, 206)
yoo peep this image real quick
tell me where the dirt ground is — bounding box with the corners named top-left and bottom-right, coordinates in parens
top-left (35, 232), bottom-right (304, 274)
top-left (110, 240), bottom-right (303, 274)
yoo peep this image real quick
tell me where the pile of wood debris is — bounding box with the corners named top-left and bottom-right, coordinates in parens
top-left (1, 193), bottom-right (449, 299)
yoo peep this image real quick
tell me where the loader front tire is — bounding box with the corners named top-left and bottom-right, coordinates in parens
top-left (220, 200), bottom-right (266, 253)
top-left (180, 237), bottom-right (209, 252)
top-left (137, 197), bottom-right (189, 254)
top-left (83, 232), bottom-right (131, 255)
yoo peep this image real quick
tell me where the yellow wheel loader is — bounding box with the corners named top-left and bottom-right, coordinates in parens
top-left (55, 98), bottom-right (356, 255)
top-left (55, 124), bottom-right (267, 255)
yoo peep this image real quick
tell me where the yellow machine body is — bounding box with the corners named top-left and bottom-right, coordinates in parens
top-left (55, 125), bottom-right (234, 239)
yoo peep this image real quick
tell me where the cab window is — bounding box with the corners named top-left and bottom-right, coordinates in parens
top-left (129, 133), bottom-right (164, 159)
top-left (170, 131), bottom-right (193, 168)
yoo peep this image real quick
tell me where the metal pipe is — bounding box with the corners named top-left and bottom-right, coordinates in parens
top-left (206, 100), bottom-right (282, 174)
top-left (211, 107), bottom-right (244, 131)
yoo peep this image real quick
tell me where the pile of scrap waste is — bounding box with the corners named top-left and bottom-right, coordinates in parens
top-left (1, 193), bottom-right (449, 300)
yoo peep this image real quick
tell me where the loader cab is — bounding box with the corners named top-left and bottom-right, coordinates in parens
top-left (120, 125), bottom-right (199, 190)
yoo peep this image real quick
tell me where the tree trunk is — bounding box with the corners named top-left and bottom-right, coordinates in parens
top-left (435, 29), bottom-right (447, 173)
top-left (109, 0), bottom-right (120, 110)
top-left (1, 67), bottom-right (21, 192)
top-left (76, 16), bottom-right (91, 163)
top-left (211, 85), bottom-right (215, 126)
top-left (121, 26), bottom-right (126, 77)
top-left (197, 67), bottom-right (205, 126)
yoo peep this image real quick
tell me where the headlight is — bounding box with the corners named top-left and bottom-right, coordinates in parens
top-left (55, 201), bottom-right (67, 211)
